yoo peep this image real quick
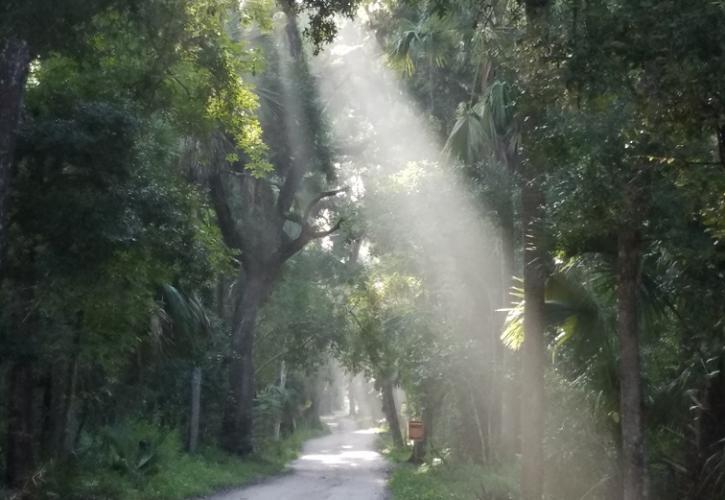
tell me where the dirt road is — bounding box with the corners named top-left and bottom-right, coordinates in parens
top-left (205, 415), bottom-right (389, 500)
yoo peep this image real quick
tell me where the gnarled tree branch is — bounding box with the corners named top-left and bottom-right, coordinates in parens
top-left (278, 217), bottom-right (343, 263)
top-left (302, 186), bottom-right (348, 221)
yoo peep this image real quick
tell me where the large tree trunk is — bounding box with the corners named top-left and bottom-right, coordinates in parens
top-left (221, 269), bottom-right (272, 455)
top-left (499, 211), bottom-right (519, 457)
top-left (381, 376), bottom-right (403, 448)
top-left (616, 221), bottom-right (646, 500)
top-left (5, 361), bottom-right (35, 489)
top-left (211, 0), bottom-right (337, 455)
top-left (0, 37), bottom-right (31, 268)
top-left (520, 179), bottom-right (547, 500)
top-left (188, 366), bottom-right (202, 453)
top-left (519, 2), bottom-right (550, 498)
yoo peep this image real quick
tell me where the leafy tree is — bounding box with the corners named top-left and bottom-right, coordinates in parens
top-left (207, 3), bottom-right (349, 454)
top-left (0, 0), bottom-right (258, 488)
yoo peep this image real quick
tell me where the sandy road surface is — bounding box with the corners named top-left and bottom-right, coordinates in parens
top-left (204, 415), bottom-right (389, 500)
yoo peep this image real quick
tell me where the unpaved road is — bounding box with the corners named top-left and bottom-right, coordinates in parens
top-left (205, 415), bottom-right (388, 500)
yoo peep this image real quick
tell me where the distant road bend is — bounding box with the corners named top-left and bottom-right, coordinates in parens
top-left (205, 414), bottom-right (388, 500)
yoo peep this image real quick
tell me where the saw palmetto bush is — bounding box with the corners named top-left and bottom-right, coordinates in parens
top-left (96, 421), bottom-right (171, 483)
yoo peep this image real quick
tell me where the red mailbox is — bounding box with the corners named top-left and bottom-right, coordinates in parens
top-left (408, 420), bottom-right (425, 441)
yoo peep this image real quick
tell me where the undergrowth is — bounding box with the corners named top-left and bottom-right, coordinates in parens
top-left (23, 422), bottom-right (326, 500)
top-left (378, 433), bottom-right (519, 500)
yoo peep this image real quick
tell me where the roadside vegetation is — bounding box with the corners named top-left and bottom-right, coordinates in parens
top-left (379, 433), bottom-right (517, 500)
top-left (16, 424), bottom-right (325, 500)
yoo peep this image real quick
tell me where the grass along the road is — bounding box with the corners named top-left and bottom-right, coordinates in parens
top-left (26, 425), bottom-right (327, 500)
top-left (378, 433), bottom-right (518, 500)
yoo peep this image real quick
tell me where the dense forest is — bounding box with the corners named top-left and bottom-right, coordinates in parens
top-left (1, 0), bottom-right (724, 499)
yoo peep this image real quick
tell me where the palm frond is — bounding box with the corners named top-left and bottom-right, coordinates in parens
top-left (154, 284), bottom-right (212, 356)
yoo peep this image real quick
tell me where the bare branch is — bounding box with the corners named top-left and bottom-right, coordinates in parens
top-left (278, 218), bottom-right (344, 263)
top-left (302, 187), bottom-right (349, 222)
top-left (309, 218), bottom-right (343, 239)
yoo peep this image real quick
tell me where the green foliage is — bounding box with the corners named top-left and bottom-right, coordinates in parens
top-left (29, 419), bottom-right (323, 500)
top-left (295, 0), bottom-right (364, 54)
top-left (0, 0), bottom-right (270, 493)
top-left (0, 0), bottom-right (117, 52)
top-left (369, 0), bottom-right (725, 498)
top-left (390, 463), bottom-right (517, 500)
top-left (257, 247), bottom-right (349, 376)
top-left (96, 421), bottom-right (170, 483)
top-left (256, 425), bottom-right (328, 466)
top-left (23, 0), bottom-right (271, 175)
top-left (383, 437), bottom-right (519, 500)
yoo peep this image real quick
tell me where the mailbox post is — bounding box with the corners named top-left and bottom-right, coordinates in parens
top-left (408, 420), bottom-right (425, 442)
top-left (408, 419), bottom-right (426, 463)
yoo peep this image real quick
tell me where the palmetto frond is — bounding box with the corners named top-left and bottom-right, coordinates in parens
top-left (388, 14), bottom-right (457, 76)
top-left (151, 284), bottom-right (212, 357)
top-left (445, 102), bottom-right (491, 164)
top-left (444, 81), bottom-right (513, 165)
top-left (500, 255), bottom-right (672, 353)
